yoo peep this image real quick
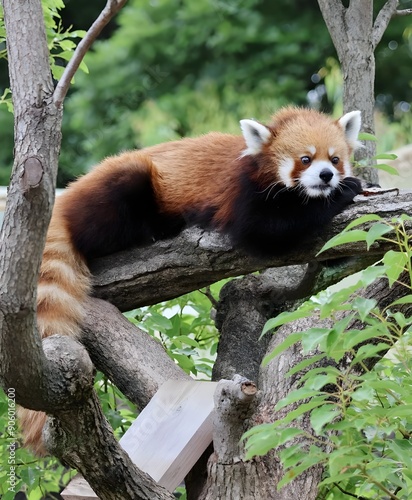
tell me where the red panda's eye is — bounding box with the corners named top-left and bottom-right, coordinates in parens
top-left (301, 156), bottom-right (311, 165)
top-left (331, 156), bottom-right (340, 165)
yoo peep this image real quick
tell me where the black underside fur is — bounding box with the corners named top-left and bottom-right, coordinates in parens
top-left (67, 168), bottom-right (362, 260)
top-left (225, 174), bottom-right (362, 257)
top-left (66, 170), bottom-right (186, 260)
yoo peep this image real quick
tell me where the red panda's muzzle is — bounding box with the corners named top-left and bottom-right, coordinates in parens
top-left (299, 161), bottom-right (341, 198)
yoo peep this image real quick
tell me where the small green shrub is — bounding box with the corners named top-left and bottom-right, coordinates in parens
top-left (244, 215), bottom-right (412, 499)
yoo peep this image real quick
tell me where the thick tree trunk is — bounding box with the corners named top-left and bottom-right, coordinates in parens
top-left (316, 0), bottom-right (411, 185)
top-left (196, 270), bottom-right (411, 499)
top-left (0, 2), bottom-right (174, 498)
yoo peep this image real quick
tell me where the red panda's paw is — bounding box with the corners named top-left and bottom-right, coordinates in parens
top-left (340, 177), bottom-right (363, 199)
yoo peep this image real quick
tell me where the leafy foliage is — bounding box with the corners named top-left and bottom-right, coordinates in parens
top-left (0, 386), bottom-right (75, 499)
top-left (0, 0), bottom-right (85, 185)
top-left (2, 0), bottom-right (412, 185)
top-left (0, 374), bottom-right (139, 498)
top-left (244, 215), bottom-right (412, 499)
top-left (124, 283), bottom-right (222, 379)
top-left (0, 283), bottom-right (220, 498)
top-left (41, 0), bottom-right (87, 82)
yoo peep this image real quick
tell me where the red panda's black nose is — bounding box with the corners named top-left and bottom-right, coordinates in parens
top-left (319, 169), bottom-right (334, 184)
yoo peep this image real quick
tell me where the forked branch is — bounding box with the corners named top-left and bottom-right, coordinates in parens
top-left (53, 0), bottom-right (128, 107)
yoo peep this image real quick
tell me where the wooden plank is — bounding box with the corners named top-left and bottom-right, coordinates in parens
top-left (60, 475), bottom-right (98, 500)
top-left (61, 380), bottom-right (217, 498)
top-left (119, 380), bottom-right (217, 490)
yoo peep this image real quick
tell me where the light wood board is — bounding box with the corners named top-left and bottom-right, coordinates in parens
top-left (61, 380), bottom-right (217, 498)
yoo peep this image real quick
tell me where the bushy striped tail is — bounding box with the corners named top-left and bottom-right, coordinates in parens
top-left (19, 201), bottom-right (92, 455)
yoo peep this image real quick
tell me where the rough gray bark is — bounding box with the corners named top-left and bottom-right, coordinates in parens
top-left (212, 265), bottom-right (316, 382)
top-left (90, 190), bottom-right (412, 311)
top-left (0, 0), bottom-right (61, 407)
top-left (317, 0), bottom-right (412, 185)
top-left (0, 1), bottom-right (175, 499)
top-left (195, 269), bottom-right (411, 500)
top-left (81, 298), bottom-right (191, 408)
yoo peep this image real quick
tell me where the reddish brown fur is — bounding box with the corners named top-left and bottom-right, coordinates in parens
top-left (20, 107), bottom-right (359, 455)
top-left (141, 133), bottom-right (247, 225)
top-left (258, 108), bottom-right (352, 185)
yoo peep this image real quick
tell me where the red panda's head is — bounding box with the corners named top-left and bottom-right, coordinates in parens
top-left (239, 107), bottom-right (362, 198)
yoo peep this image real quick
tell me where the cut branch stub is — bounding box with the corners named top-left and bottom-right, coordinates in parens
top-left (20, 157), bottom-right (44, 192)
top-left (213, 375), bottom-right (258, 464)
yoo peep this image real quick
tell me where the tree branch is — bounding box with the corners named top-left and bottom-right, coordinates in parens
top-left (317, 0), bottom-right (347, 57)
top-left (53, 0), bottom-right (128, 107)
top-left (0, 0), bottom-right (62, 405)
top-left (90, 191), bottom-right (412, 311)
top-left (373, 0), bottom-right (399, 49)
top-left (47, 390), bottom-right (175, 500)
top-left (212, 375), bottom-right (257, 464)
top-left (1, 2), bottom-right (169, 498)
top-left (394, 8), bottom-right (412, 16)
top-left (81, 298), bottom-right (190, 408)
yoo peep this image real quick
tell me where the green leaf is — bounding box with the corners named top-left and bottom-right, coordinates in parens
top-left (262, 303), bottom-right (314, 335)
top-left (387, 404), bottom-right (412, 418)
top-left (372, 163), bottom-right (399, 176)
top-left (351, 384), bottom-right (375, 402)
top-left (387, 440), bottom-right (412, 470)
top-left (374, 153), bottom-right (398, 160)
top-left (278, 444), bottom-right (307, 469)
top-left (51, 63), bottom-right (64, 80)
top-left (286, 354), bottom-right (326, 377)
top-left (383, 250), bottom-right (408, 286)
top-left (359, 265), bottom-right (387, 287)
top-left (319, 471), bottom-right (361, 486)
top-left (365, 223), bottom-right (392, 249)
top-left (262, 332), bottom-right (303, 366)
top-left (352, 342), bottom-right (391, 363)
top-left (173, 335), bottom-right (199, 347)
top-left (342, 327), bottom-right (383, 351)
top-left (301, 328), bottom-right (330, 353)
top-left (318, 229), bottom-right (368, 254)
top-left (276, 390), bottom-right (327, 412)
top-left (171, 353), bottom-right (194, 372)
top-left (146, 311), bottom-right (173, 331)
top-left (277, 447), bottom-right (326, 489)
top-left (391, 294), bottom-right (412, 306)
top-left (244, 425), bottom-right (306, 459)
top-left (310, 405), bottom-right (338, 434)
top-left (344, 213), bottom-right (383, 231)
top-left (304, 374), bottom-right (338, 392)
top-left (358, 132), bottom-right (377, 141)
top-left (352, 297), bottom-right (377, 321)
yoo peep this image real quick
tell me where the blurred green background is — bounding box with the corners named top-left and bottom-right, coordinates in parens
top-left (1, 0), bottom-right (412, 187)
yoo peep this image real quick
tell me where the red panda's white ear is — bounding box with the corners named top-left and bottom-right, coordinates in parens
top-left (240, 119), bottom-right (272, 156)
top-left (338, 110), bottom-right (362, 149)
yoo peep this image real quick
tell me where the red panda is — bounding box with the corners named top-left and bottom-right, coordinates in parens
top-left (19, 107), bottom-right (363, 454)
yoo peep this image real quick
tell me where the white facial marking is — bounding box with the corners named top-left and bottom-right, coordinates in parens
top-left (328, 147), bottom-right (335, 157)
top-left (240, 119), bottom-right (271, 156)
top-left (299, 160), bottom-right (340, 198)
top-left (307, 145), bottom-right (316, 155)
top-left (278, 157), bottom-right (295, 187)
